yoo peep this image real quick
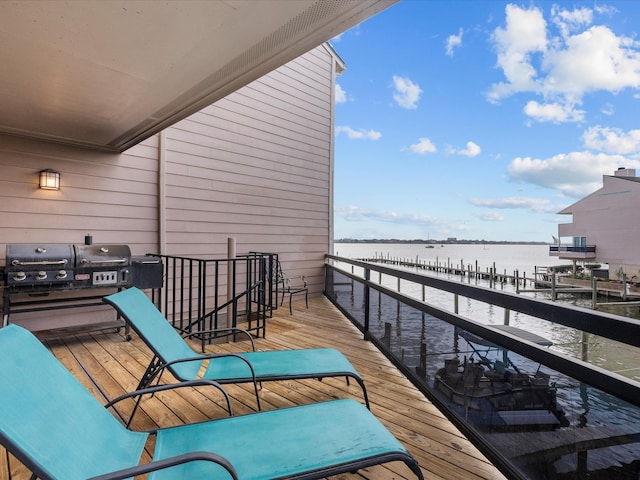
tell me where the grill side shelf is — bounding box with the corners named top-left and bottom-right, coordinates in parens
top-left (2, 288), bottom-right (130, 339)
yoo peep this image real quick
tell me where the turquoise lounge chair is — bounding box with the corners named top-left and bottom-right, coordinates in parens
top-left (0, 324), bottom-right (424, 480)
top-left (103, 287), bottom-right (369, 412)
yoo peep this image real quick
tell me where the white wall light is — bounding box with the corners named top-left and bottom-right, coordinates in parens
top-left (39, 169), bottom-right (60, 190)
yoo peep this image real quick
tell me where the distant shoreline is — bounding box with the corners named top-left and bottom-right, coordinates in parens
top-left (335, 239), bottom-right (549, 245)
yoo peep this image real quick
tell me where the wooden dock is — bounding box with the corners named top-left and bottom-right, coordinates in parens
top-left (361, 256), bottom-right (640, 302)
top-left (0, 296), bottom-right (506, 480)
top-left (485, 426), bottom-right (640, 476)
top-left (361, 256), bottom-right (533, 287)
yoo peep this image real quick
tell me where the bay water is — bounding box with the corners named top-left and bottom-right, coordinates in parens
top-left (334, 243), bottom-right (640, 476)
top-left (334, 242), bottom-right (640, 381)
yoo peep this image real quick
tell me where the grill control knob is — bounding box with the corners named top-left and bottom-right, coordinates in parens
top-left (37, 271), bottom-right (48, 280)
top-left (56, 270), bottom-right (68, 280)
top-left (13, 272), bottom-right (27, 282)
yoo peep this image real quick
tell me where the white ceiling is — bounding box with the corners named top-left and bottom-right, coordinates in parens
top-left (0, 0), bottom-right (396, 152)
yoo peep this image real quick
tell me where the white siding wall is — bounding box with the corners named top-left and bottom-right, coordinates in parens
top-left (0, 45), bottom-right (336, 330)
top-left (0, 135), bottom-right (160, 329)
top-left (163, 45), bottom-right (334, 290)
top-left (0, 136), bottom-right (159, 249)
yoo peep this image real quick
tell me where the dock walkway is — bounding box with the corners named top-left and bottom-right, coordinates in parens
top-left (361, 256), bottom-right (528, 286)
top-left (361, 256), bottom-right (640, 301)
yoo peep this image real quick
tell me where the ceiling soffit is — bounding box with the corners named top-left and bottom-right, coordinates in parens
top-left (0, 0), bottom-right (396, 152)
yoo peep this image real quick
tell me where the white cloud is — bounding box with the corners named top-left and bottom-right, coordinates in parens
top-left (392, 75), bottom-right (422, 109)
top-left (335, 84), bottom-right (347, 104)
top-left (551, 5), bottom-right (593, 38)
top-left (487, 4), bottom-right (547, 102)
top-left (523, 100), bottom-right (585, 123)
top-left (336, 205), bottom-right (440, 226)
top-left (446, 28), bottom-right (463, 57)
top-left (488, 5), bottom-right (640, 123)
top-left (469, 196), bottom-right (556, 213)
top-left (594, 4), bottom-right (618, 17)
top-left (601, 103), bottom-right (615, 116)
top-left (446, 141), bottom-right (481, 157)
top-left (542, 25), bottom-right (640, 96)
top-left (474, 211), bottom-right (505, 222)
top-left (331, 23), bottom-right (362, 43)
top-left (335, 126), bottom-right (381, 140)
top-left (335, 205), bottom-right (474, 239)
top-left (583, 126), bottom-right (640, 154)
top-left (458, 141), bottom-right (481, 157)
top-left (507, 151), bottom-right (640, 197)
top-left (408, 137), bottom-right (437, 154)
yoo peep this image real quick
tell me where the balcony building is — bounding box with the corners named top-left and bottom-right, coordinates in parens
top-left (0, 1), bottom-right (399, 330)
top-left (552, 168), bottom-right (640, 281)
top-left (2, 4), bottom-right (640, 480)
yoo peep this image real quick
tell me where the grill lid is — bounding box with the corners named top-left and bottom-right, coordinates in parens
top-left (5, 244), bottom-right (133, 288)
top-left (74, 244), bottom-right (131, 268)
top-left (5, 244), bottom-right (74, 286)
top-left (6, 244), bottom-right (74, 269)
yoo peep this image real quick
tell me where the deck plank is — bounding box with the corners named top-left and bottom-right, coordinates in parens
top-left (0, 296), bottom-right (506, 480)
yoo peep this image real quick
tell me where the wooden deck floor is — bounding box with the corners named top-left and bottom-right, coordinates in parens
top-left (1, 296), bottom-right (507, 480)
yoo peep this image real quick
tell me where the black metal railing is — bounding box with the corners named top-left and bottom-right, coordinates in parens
top-left (549, 245), bottom-right (596, 253)
top-left (244, 252), bottom-right (281, 314)
top-left (325, 254), bottom-right (640, 480)
top-left (148, 253), bottom-right (278, 350)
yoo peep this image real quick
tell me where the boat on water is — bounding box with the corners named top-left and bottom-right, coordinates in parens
top-left (433, 325), bottom-right (569, 431)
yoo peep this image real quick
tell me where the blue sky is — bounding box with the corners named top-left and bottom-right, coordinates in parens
top-left (331, 1), bottom-right (640, 242)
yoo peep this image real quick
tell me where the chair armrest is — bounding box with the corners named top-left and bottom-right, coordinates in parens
top-left (285, 275), bottom-right (307, 290)
top-left (151, 353), bottom-right (262, 411)
top-left (87, 451), bottom-right (239, 480)
top-left (183, 327), bottom-right (256, 351)
top-left (151, 353), bottom-right (259, 391)
top-left (104, 379), bottom-right (233, 420)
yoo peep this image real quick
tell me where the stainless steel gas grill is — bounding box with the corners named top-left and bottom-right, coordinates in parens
top-left (5, 244), bottom-right (75, 289)
top-left (72, 244), bottom-right (132, 289)
top-left (5, 244), bottom-right (133, 292)
top-left (2, 243), bottom-right (163, 334)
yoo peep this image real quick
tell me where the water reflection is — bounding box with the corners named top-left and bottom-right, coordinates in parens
top-left (339, 261), bottom-right (640, 382)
